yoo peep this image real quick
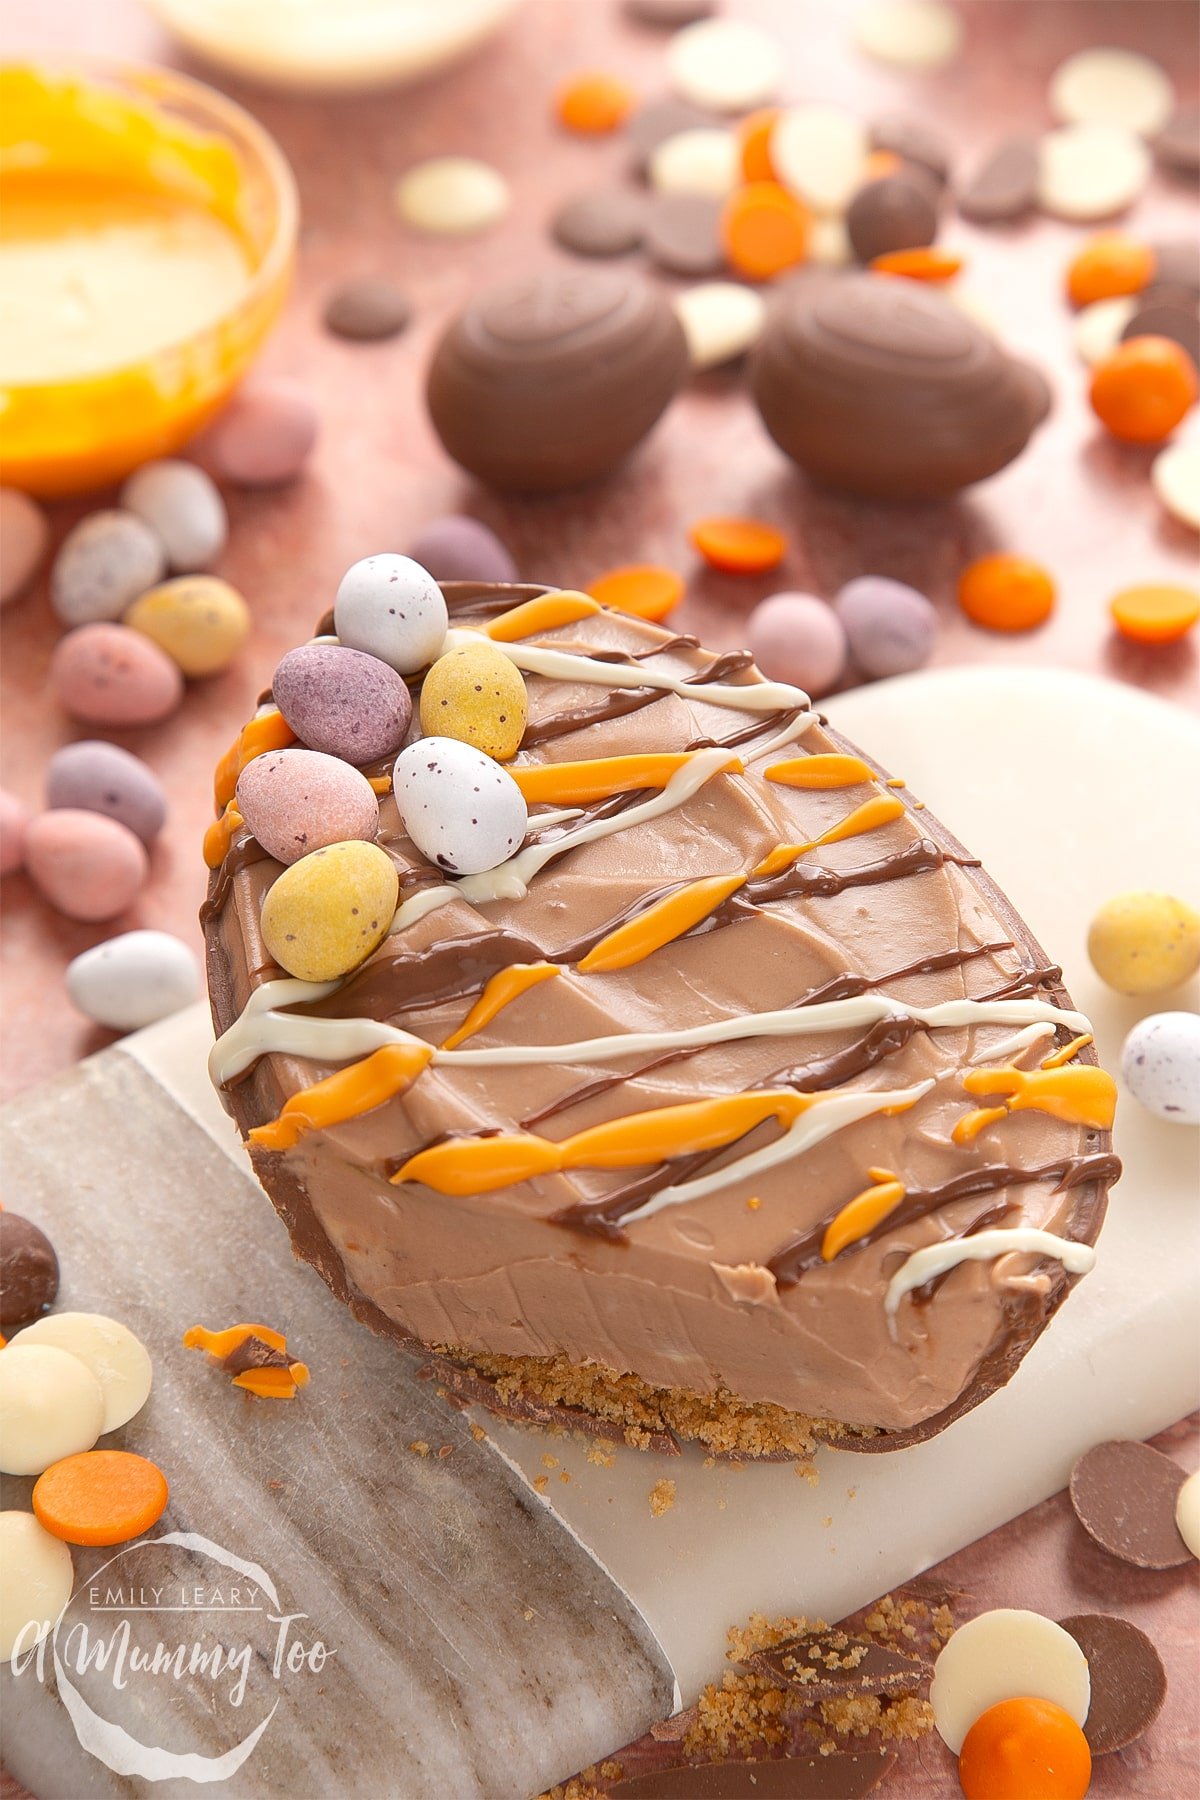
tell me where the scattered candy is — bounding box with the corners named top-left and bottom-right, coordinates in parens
top-left (1155, 102), bottom-right (1200, 179)
top-left (50, 510), bottom-right (166, 628)
top-left (0, 488), bottom-right (49, 606)
top-left (1119, 300), bottom-right (1200, 369)
top-left (673, 281), bottom-right (767, 369)
top-left (125, 575), bottom-right (250, 678)
top-left (33, 1449), bottom-right (169, 1548)
top-left (845, 173), bottom-right (937, 264)
top-left (930, 1608), bottom-right (1090, 1755)
top-left (834, 575), bottom-right (937, 677)
top-left (1176, 1469), bottom-right (1200, 1560)
top-left (586, 564), bottom-right (684, 621)
top-left (119, 459), bottom-right (227, 572)
top-left (649, 126), bottom-right (739, 198)
top-left (0, 1213), bottom-right (59, 1332)
top-left (0, 788), bottom-right (31, 875)
top-left (772, 105), bottom-right (868, 215)
top-left (645, 191), bottom-right (725, 276)
top-left (1037, 122), bottom-right (1152, 222)
top-left (690, 515), bottom-right (787, 574)
top-left (1087, 890), bottom-right (1200, 994)
top-left (0, 1344), bottom-right (105, 1476)
top-left (737, 108), bottom-right (781, 182)
top-left (1070, 1438), bottom-right (1192, 1564)
top-left (198, 378), bottom-right (319, 487)
top-left (1109, 581), bottom-right (1200, 645)
top-left (957, 1696), bottom-right (1091, 1800)
top-left (720, 182), bottom-right (810, 282)
top-left (236, 747), bottom-right (380, 865)
top-left (808, 214), bottom-right (853, 267)
top-left (406, 516), bottom-right (518, 586)
top-left (323, 278), bottom-right (413, 342)
top-left (1060, 1613), bottom-right (1168, 1754)
top-left (871, 246), bottom-right (962, 283)
top-left (395, 156), bottom-right (510, 235)
top-left (626, 96), bottom-right (719, 176)
top-left (51, 622), bottom-right (185, 728)
top-left (1151, 441), bottom-right (1200, 530)
top-left (272, 642), bottom-right (413, 764)
top-left (260, 839), bottom-right (399, 982)
top-left (1120, 1011), bottom-right (1200, 1127)
top-left (853, 0), bottom-right (963, 72)
top-left (393, 736), bottom-right (528, 876)
top-left (748, 593), bottom-right (847, 698)
top-left (1050, 46), bottom-right (1174, 138)
top-left (957, 555), bottom-right (1055, 633)
top-left (45, 740), bottom-right (167, 845)
top-left (25, 809), bottom-right (147, 922)
top-left (1090, 335), bottom-right (1198, 442)
top-left (1073, 295), bottom-right (1137, 366)
top-left (12, 1312), bottom-right (152, 1434)
top-left (334, 553), bottom-right (449, 674)
top-left (419, 642), bottom-right (528, 762)
top-left (66, 930), bottom-right (199, 1032)
top-left (869, 114), bottom-right (952, 188)
top-left (553, 187), bottom-right (647, 258)
top-left (666, 19), bottom-right (782, 114)
top-left (556, 72), bottom-right (635, 137)
top-left (957, 136), bottom-right (1039, 223)
top-left (0, 1512), bottom-right (74, 1664)
top-left (183, 1322), bottom-right (310, 1400)
top-left (1066, 232), bottom-right (1155, 308)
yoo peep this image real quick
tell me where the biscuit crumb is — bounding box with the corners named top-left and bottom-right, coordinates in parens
top-left (649, 1478), bottom-right (677, 1517)
top-left (585, 1443), bottom-right (615, 1468)
top-left (533, 1474), bottom-right (549, 1494)
top-left (408, 1440), bottom-right (430, 1457)
top-left (541, 1453), bottom-right (559, 1469)
top-left (559, 1469), bottom-right (571, 1484)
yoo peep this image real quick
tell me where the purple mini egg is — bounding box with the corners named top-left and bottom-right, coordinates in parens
top-left (46, 741), bottom-right (167, 844)
top-left (236, 748), bottom-right (380, 865)
top-left (834, 575), bottom-right (938, 679)
top-left (272, 643), bottom-right (412, 765)
top-left (748, 592), bottom-right (847, 698)
top-left (405, 516), bottom-right (518, 586)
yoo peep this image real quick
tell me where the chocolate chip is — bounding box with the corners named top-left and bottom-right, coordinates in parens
top-left (747, 1626), bottom-right (930, 1700)
top-left (0, 1212), bottom-right (59, 1331)
top-left (846, 174), bottom-right (939, 262)
top-left (1069, 1440), bottom-right (1192, 1569)
top-left (1060, 1613), bottom-right (1167, 1754)
top-left (957, 135), bottom-right (1039, 223)
top-left (323, 280), bottom-right (412, 342)
top-left (606, 1751), bottom-right (898, 1798)
top-left (644, 191), bottom-right (724, 276)
top-left (553, 188), bottom-right (647, 258)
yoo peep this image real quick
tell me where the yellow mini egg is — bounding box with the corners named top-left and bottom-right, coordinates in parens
top-left (419, 642), bottom-right (528, 761)
top-left (125, 576), bottom-right (250, 678)
top-left (1087, 890), bottom-right (1200, 995)
top-left (261, 840), bottom-right (399, 982)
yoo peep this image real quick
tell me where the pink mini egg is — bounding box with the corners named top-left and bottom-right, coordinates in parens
top-left (748, 591), bottom-right (847, 697)
top-left (197, 379), bottom-right (319, 488)
top-left (0, 788), bottom-right (31, 876)
top-left (25, 810), bottom-right (148, 921)
top-left (51, 624), bottom-right (185, 728)
top-left (236, 748), bottom-right (380, 865)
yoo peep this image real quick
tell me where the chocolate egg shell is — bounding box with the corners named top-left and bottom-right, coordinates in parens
top-left (426, 269), bottom-right (689, 493)
top-left (750, 273), bottom-right (1051, 500)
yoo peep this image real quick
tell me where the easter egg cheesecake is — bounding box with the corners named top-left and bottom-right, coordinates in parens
top-left (204, 562), bottom-right (1119, 1459)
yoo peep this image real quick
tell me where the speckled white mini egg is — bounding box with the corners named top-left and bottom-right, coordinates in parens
top-left (393, 736), bottom-right (528, 876)
top-left (1121, 1011), bottom-right (1200, 1126)
top-left (334, 554), bottom-right (448, 674)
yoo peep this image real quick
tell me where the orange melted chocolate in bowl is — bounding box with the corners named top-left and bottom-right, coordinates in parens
top-left (204, 583), bottom-right (1118, 1461)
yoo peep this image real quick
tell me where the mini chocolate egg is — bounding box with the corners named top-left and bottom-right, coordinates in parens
top-left (197, 378), bottom-right (319, 487)
top-left (125, 575), bottom-right (250, 678)
top-left (51, 623), bottom-right (185, 728)
top-left (66, 930), bottom-right (199, 1032)
top-left (0, 488), bottom-right (48, 606)
top-left (51, 510), bottom-right (166, 627)
top-left (419, 643), bottom-right (528, 760)
top-left (748, 593), bottom-right (847, 698)
top-left (1121, 1011), bottom-right (1200, 1125)
top-left (260, 839), bottom-right (399, 983)
top-left (272, 643), bottom-right (412, 765)
top-left (0, 1344), bottom-right (106, 1476)
top-left (1088, 891), bottom-right (1200, 995)
top-left (25, 809), bottom-right (148, 922)
top-left (393, 737), bottom-right (528, 875)
top-left (236, 747), bottom-right (380, 864)
top-left (0, 788), bottom-right (31, 875)
top-left (845, 173), bottom-right (938, 264)
top-left (45, 741), bottom-right (167, 844)
top-left (0, 1213), bottom-right (59, 1331)
top-left (119, 459), bottom-right (228, 571)
top-left (834, 575), bottom-right (938, 677)
top-left (334, 555), bottom-right (449, 673)
top-left (406, 516), bottom-right (519, 586)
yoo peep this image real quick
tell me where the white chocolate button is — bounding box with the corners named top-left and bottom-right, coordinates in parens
top-left (1050, 47), bottom-right (1174, 138)
top-left (11, 1313), bottom-right (152, 1434)
top-left (1074, 294), bottom-right (1137, 365)
top-left (809, 215), bottom-right (853, 267)
top-left (1176, 1469), bottom-right (1200, 1560)
top-left (673, 282), bottom-right (767, 369)
top-left (931, 1608), bottom-right (1091, 1754)
top-left (0, 1345), bottom-right (105, 1475)
top-left (666, 19), bottom-right (782, 113)
top-left (1152, 442), bottom-right (1200, 531)
top-left (1037, 123), bottom-right (1151, 221)
top-left (0, 1512), bottom-right (74, 1663)
top-left (853, 0), bottom-right (963, 72)
top-left (648, 127), bottom-right (739, 198)
top-left (773, 106), bottom-right (868, 215)
top-left (394, 157), bottom-right (510, 235)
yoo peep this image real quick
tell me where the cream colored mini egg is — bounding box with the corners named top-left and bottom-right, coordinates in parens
top-left (419, 642), bottom-right (528, 761)
top-left (260, 839), bottom-right (399, 982)
top-left (1087, 890), bottom-right (1200, 995)
top-left (125, 576), bottom-right (250, 677)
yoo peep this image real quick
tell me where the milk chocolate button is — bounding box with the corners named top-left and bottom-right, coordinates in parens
top-left (553, 188), bottom-right (647, 258)
top-left (1070, 1439), bottom-right (1192, 1568)
top-left (846, 173), bottom-right (938, 262)
top-left (1060, 1613), bottom-right (1167, 1754)
top-left (0, 1212), bottom-right (59, 1331)
top-left (644, 191), bottom-right (724, 275)
top-left (869, 114), bottom-right (952, 187)
top-left (1155, 103), bottom-right (1200, 178)
top-left (324, 279), bottom-right (412, 342)
top-left (958, 136), bottom-right (1040, 222)
top-left (426, 269), bottom-right (689, 493)
top-left (627, 96), bottom-right (719, 175)
top-left (1120, 303), bottom-right (1200, 367)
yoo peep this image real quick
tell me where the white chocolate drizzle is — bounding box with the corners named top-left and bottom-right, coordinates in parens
top-left (885, 1228), bottom-right (1097, 1320)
